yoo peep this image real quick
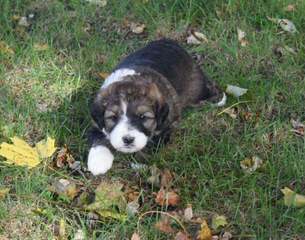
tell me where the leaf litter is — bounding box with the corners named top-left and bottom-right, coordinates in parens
top-left (281, 187), bottom-right (305, 207)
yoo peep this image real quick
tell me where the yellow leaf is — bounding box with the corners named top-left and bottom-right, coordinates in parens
top-left (35, 137), bottom-right (56, 158)
top-left (211, 214), bottom-right (228, 230)
top-left (0, 187), bottom-right (10, 200)
top-left (0, 41), bottom-right (14, 55)
top-left (98, 72), bottom-right (109, 79)
top-left (281, 187), bottom-right (305, 207)
top-left (0, 137), bottom-right (40, 168)
top-left (33, 43), bottom-right (49, 51)
top-left (0, 136), bottom-right (56, 168)
top-left (59, 218), bottom-right (66, 239)
top-left (197, 220), bottom-right (212, 240)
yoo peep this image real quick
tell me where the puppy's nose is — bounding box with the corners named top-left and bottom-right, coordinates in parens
top-left (122, 135), bottom-right (135, 145)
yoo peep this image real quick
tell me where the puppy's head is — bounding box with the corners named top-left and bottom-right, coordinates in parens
top-left (91, 77), bottom-right (169, 153)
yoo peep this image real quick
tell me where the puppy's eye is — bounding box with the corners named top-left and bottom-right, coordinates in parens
top-left (138, 112), bottom-right (154, 120)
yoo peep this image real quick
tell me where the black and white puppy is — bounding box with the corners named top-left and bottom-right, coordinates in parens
top-left (87, 39), bottom-right (226, 175)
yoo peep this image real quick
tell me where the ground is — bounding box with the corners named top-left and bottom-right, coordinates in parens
top-left (1, 0), bottom-right (305, 239)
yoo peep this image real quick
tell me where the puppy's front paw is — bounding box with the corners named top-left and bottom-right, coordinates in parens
top-left (87, 146), bottom-right (114, 175)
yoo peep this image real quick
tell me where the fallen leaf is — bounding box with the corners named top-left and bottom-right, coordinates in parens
top-left (56, 145), bottom-right (75, 168)
top-left (211, 215), bottom-right (228, 230)
top-left (284, 4), bottom-right (295, 12)
top-left (160, 169), bottom-right (174, 188)
top-left (175, 231), bottom-right (190, 240)
top-left (183, 204), bottom-right (193, 221)
top-left (0, 41), bottom-right (14, 55)
top-left (51, 179), bottom-right (79, 200)
top-left (187, 31), bottom-right (208, 45)
top-left (0, 137), bottom-right (40, 168)
top-left (18, 16), bottom-right (30, 27)
top-left (281, 187), bottom-right (305, 207)
top-left (237, 28), bottom-right (249, 47)
top-left (155, 216), bottom-right (175, 233)
top-left (223, 107), bottom-right (238, 119)
top-left (290, 119), bottom-right (304, 137)
top-left (147, 164), bottom-right (161, 187)
top-left (267, 17), bottom-right (297, 33)
top-left (131, 232), bottom-right (141, 240)
top-left (98, 72), bottom-right (109, 79)
top-left (197, 220), bottom-right (212, 240)
top-left (85, 181), bottom-right (127, 221)
top-left (85, 0), bottom-right (107, 6)
top-left (225, 85), bottom-right (248, 98)
top-left (240, 156), bottom-right (263, 173)
top-left (126, 199), bottom-right (139, 216)
top-left (73, 229), bottom-right (85, 240)
top-left (155, 188), bottom-right (180, 207)
top-left (130, 22), bottom-right (146, 34)
top-left (35, 137), bottom-right (56, 159)
top-left (0, 188), bottom-right (10, 200)
top-left (33, 43), bottom-right (49, 51)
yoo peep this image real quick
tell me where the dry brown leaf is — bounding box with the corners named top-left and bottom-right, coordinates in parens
top-left (223, 108), bottom-right (238, 119)
top-left (267, 17), bottom-right (297, 33)
top-left (155, 188), bottom-right (180, 207)
top-left (56, 145), bottom-right (75, 168)
top-left (290, 119), bottom-right (304, 137)
top-left (187, 31), bottom-right (208, 45)
top-left (160, 169), bottom-right (174, 188)
top-left (175, 231), bottom-right (190, 240)
top-left (183, 204), bottom-right (193, 221)
top-left (197, 220), bottom-right (212, 240)
top-left (131, 232), bottom-right (141, 240)
top-left (237, 28), bottom-right (249, 47)
top-left (155, 216), bottom-right (175, 234)
top-left (284, 4), bottom-right (295, 12)
top-left (130, 23), bottom-right (146, 34)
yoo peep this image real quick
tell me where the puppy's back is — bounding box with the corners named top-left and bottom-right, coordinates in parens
top-left (116, 39), bottom-right (193, 95)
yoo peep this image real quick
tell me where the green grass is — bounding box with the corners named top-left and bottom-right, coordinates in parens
top-left (1, 0), bottom-right (305, 239)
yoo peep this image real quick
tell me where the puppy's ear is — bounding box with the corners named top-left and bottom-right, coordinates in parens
top-left (90, 94), bottom-right (105, 129)
top-left (148, 82), bottom-right (164, 104)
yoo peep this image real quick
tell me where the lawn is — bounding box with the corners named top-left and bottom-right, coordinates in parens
top-left (1, 0), bottom-right (305, 239)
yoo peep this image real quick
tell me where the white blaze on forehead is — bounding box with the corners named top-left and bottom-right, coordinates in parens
top-left (109, 100), bottom-right (148, 153)
top-left (101, 68), bottom-right (138, 89)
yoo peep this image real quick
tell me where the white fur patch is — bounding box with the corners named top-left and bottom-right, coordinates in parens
top-left (101, 68), bottom-right (137, 89)
top-left (87, 145), bottom-right (114, 175)
top-left (215, 93), bottom-right (227, 107)
top-left (109, 101), bottom-right (148, 153)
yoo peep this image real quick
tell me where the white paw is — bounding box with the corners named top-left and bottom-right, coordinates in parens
top-left (87, 146), bottom-right (114, 175)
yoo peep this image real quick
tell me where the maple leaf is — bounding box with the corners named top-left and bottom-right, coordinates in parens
top-left (0, 137), bottom-right (56, 168)
top-left (85, 181), bottom-right (127, 221)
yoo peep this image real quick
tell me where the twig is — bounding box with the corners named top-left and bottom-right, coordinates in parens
top-left (217, 100), bottom-right (251, 116)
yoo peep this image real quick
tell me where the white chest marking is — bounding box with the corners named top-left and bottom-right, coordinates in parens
top-left (101, 68), bottom-right (137, 89)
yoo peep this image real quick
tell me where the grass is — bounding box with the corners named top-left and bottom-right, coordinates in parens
top-left (1, 0), bottom-right (305, 239)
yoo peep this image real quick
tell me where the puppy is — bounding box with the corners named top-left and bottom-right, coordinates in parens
top-left (87, 39), bottom-right (226, 175)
